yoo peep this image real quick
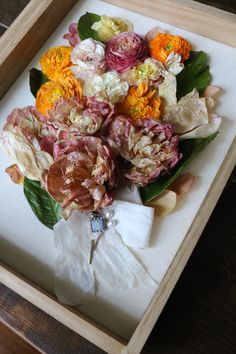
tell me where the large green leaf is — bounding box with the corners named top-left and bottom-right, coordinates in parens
top-left (177, 51), bottom-right (212, 100)
top-left (29, 68), bottom-right (49, 98)
top-left (24, 177), bottom-right (62, 229)
top-left (139, 133), bottom-right (218, 204)
top-left (78, 12), bottom-right (101, 41)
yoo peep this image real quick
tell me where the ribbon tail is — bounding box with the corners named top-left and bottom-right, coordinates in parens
top-left (54, 216), bottom-right (95, 306)
top-left (93, 228), bottom-right (156, 289)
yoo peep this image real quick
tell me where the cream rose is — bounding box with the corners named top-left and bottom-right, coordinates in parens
top-left (91, 15), bottom-right (133, 42)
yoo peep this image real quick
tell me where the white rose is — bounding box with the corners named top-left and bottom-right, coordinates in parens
top-left (71, 38), bottom-right (106, 80)
top-left (83, 71), bottom-right (129, 104)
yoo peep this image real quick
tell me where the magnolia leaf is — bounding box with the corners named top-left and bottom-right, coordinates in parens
top-left (177, 51), bottom-right (212, 100)
top-left (24, 177), bottom-right (62, 229)
top-left (140, 132), bottom-right (218, 204)
top-left (29, 68), bottom-right (49, 98)
top-left (78, 12), bottom-right (101, 41)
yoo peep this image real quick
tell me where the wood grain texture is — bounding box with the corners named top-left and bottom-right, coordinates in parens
top-left (0, 322), bottom-right (39, 354)
top-left (0, 264), bottom-right (127, 354)
top-left (0, 0), bottom-right (78, 99)
top-left (0, 284), bottom-right (105, 354)
top-left (104, 0), bottom-right (236, 47)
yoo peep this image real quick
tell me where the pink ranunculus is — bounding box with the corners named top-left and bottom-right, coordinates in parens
top-left (63, 23), bottom-right (80, 47)
top-left (46, 137), bottom-right (116, 213)
top-left (105, 32), bottom-right (148, 73)
top-left (107, 115), bottom-right (181, 187)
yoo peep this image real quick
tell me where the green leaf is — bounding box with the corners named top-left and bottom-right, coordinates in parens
top-left (139, 132), bottom-right (218, 204)
top-left (78, 12), bottom-right (101, 41)
top-left (29, 68), bottom-right (49, 98)
top-left (24, 177), bottom-right (62, 229)
top-left (176, 51), bottom-right (212, 100)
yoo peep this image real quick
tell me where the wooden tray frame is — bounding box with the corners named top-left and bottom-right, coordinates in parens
top-left (0, 1), bottom-right (236, 353)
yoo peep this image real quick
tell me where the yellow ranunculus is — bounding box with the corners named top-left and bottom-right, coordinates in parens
top-left (91, 16), bottom-right (133, 43)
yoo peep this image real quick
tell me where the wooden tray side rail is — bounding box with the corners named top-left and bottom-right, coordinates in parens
top-left (127, 138), bottom-right (236, 353)
top-left (104, 0), bottom-right (236, 47)
top-left (0, 0), bottom-right (78, 99)
top-left (0, 263), bottom-right (128, 354)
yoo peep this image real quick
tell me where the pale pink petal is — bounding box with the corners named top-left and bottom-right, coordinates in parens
top-left (203, 85), bottom-right (221, 98)
top-left (169, 173), bottom-right (195, 195)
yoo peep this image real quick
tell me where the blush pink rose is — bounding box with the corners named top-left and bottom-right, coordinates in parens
top-left (105, 32), bottom-right (148, 73)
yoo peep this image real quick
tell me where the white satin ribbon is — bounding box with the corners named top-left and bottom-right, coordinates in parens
top-left (54, 189), bottom-right (156, 306)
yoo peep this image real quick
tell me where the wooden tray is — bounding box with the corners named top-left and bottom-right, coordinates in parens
top-left (0, 1), bottom-right (236, 353)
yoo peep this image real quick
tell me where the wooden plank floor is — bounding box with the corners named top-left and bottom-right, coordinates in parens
top-left (0, 1), bottom-right (236, 354)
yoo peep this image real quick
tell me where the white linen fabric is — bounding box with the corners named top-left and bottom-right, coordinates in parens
top-left (54, 188), bottom-right (156, 305)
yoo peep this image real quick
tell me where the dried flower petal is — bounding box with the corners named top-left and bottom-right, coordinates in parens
top-left (169, 173), bottom-right (195, 195)
top-left (5, 164), bottom-right (24, 184)
top-left (148, 189), bottom-right (177, 216)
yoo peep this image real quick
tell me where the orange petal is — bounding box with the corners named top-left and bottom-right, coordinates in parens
top-left (5, 164), bottom-right (24, 184)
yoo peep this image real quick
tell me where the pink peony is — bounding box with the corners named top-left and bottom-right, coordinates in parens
top-left (63, 23), bottom-right (80, 47)
top-left (107, 116), bottom-right (181, 186)
top-left (46, 137), bottom-right (116, 213)
top-left (41, 97), bottom-right (114, 160)
top-left (105, 32), bottom-right (148, 73)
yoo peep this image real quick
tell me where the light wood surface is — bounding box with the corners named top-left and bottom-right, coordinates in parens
top-left (127, 137), bottom-right (236, 353)
top-left (104, 0), bottom-right (236, 47)
top-left (0, 263), bottom-right (127, 354)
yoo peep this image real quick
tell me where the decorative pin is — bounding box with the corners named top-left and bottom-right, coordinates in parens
top-left (88, 212), bottom-right (106, 264)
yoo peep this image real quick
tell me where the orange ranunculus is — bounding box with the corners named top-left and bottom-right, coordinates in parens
top-left (149, 33), bottom-right (191, 64)
top-left (36, 68), bottom-right (83, 115)
top-left (40, 46), bottom-right (72, 80)
top-left (117, 82), bottom-right (161, 120)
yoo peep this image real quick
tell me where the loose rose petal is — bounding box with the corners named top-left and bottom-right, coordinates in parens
top-left (5, 164), bottom-right (24, 184)
top-left (203, 85), bottom-right (221, 98)
top-left (179, 114), bottom-right (222, 140)
top-left (148, 190), bottom-right (177, 216)
top-left (169, 173), bottom-right (195, 195)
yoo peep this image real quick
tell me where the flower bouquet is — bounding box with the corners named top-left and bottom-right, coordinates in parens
top-left (0, 12), bottom-right (222, 295)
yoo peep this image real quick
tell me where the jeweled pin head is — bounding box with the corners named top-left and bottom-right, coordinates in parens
top-left (89, 212), bottom-right (106, 233)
